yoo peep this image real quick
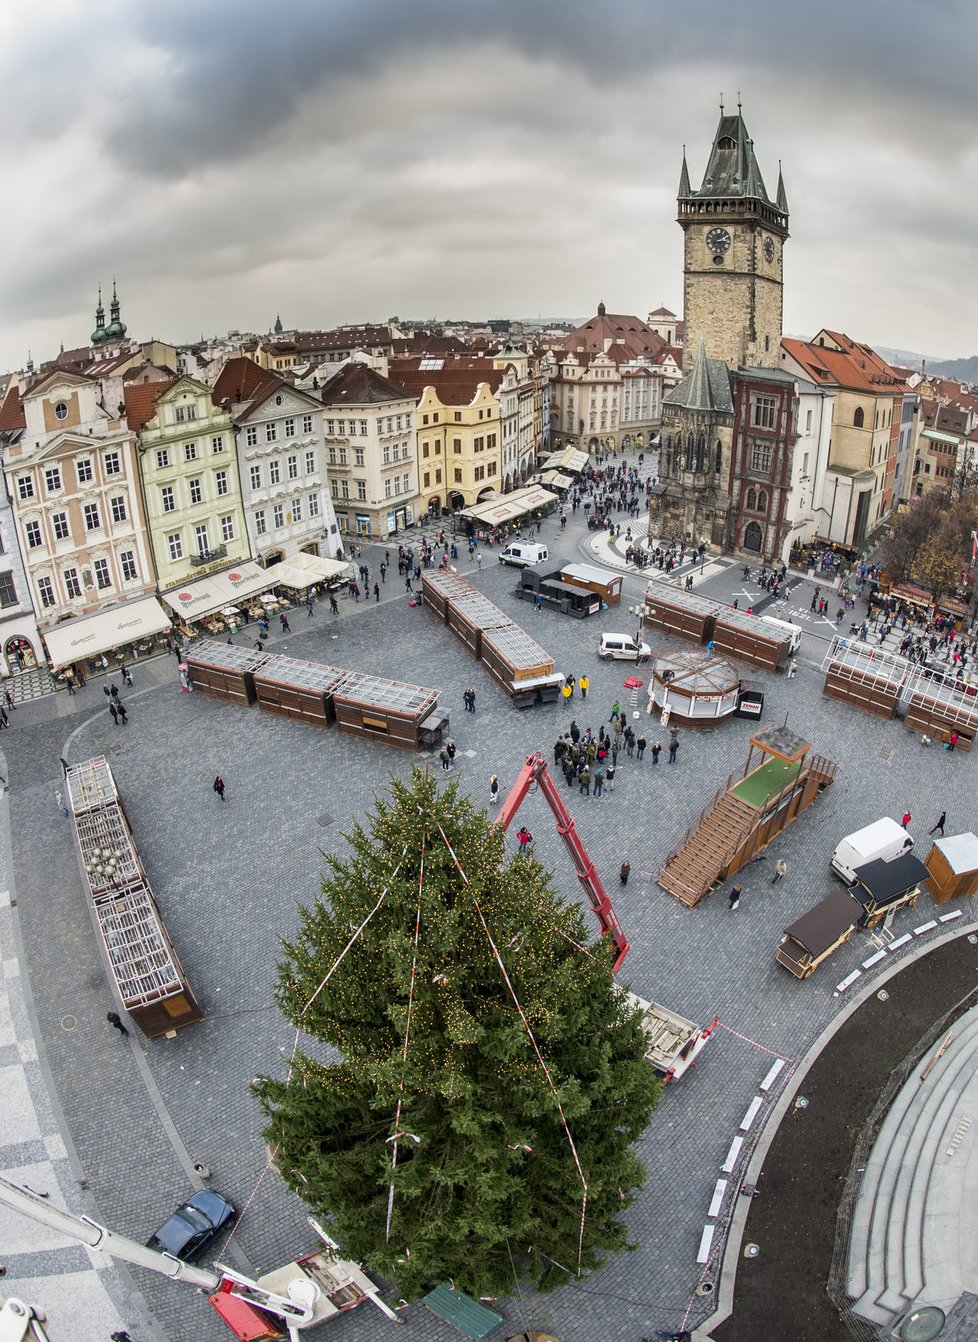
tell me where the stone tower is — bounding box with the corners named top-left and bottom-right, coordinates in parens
top-left (678, 102), bottom-right (788, 374)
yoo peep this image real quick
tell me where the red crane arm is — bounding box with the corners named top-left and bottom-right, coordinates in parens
top-left (495, 752), bottom-right (630, 974)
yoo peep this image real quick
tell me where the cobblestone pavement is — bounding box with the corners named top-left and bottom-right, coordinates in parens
top-left (2, 459), bottom-right (975, 1342)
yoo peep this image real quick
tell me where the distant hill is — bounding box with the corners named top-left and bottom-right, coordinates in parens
top-left (876, 346), bottom-right (978, 385)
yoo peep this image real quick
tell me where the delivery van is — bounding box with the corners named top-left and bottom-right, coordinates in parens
top-left (599, 632), bottom-right (652, 662)
top-left (760, 615), bottom-right (803, 654)
top-left (830, 816), bottom-right (914, 884)
top-left (499, 542), bottom-right (549, 568)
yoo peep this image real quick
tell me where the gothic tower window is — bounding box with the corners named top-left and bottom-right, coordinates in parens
top-left (757, 489), bottom-right (768, 512)
top-left (696, 435), bottom-right (705, 471)
top-left (715, 441), bottom-right (722, 473)
top-left (685, 435), bottom-right (694, 471)
top-left (746, 487), bottom-right (757, 511)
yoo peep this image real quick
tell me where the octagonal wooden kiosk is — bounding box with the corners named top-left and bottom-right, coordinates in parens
top-left (659, 723), bottom-right (837, 907)
top-left (648, 650), bottom-right (742, 726)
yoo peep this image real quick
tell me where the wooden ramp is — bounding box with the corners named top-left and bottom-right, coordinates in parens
top-left (658, 792), bottom-right (758, 907)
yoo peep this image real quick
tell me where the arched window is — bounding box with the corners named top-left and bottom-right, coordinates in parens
top-left (715, 441), bottom-right (723, 473)
top-left (854, 407), bottom-right (864, 428)
top-left (696, 435), bottom-right (705, 472)
top-left (746, 487), bottom-right (757, 511)
top-left (685, 435), bottom-right (694, 471)
top-left (757, 490), bottom-right (768, 512)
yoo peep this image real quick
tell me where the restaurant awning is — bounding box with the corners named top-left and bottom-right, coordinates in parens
top-left (162, 561), bottom-right (277, 622)
top-left (266, 552), bottom-right (352, 590)
top-left (459, 485), bottom-right (559, 527)
top-left (44, 596), bottom-right (172, 667)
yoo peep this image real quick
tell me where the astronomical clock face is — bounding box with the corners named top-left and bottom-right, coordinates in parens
top-left (763, 236), bottom-right (776, 262)
top-left (706, 226), bottom-right (731, 255)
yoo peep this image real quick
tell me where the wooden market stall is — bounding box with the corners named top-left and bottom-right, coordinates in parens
top-left (480, 623), bottom-right (561, 707)
top-left (648, 650), bottom-right (742, 726)
top-left (712, 608), bottom-right (793, 672)
top-left (331, 672), bottom-right (439, 750)
top-left (446, 589), bottom-right (513, 659)
top-left (822, 641), bottom-right (906, 719)
top-left (776, 888), bottom-right (861, 979)
top-left (253, 655), bottom-right (349, 729)
top-left (847, 852), bottom-right (929, 930)
top-left (903, 679), bottom-right (978, 752)
top-left (66, 759), bottom-right (204, 1039)
top-left (642, 581), bottom-right (719, 646)
top-left (420, 568), bottom-right (475, 623)
top-left (924, 832), bottom-right (978, 904)
top-left (183, 639), bottom-right (270, 706)
top-left (559, 562), bottom-right (623, 606)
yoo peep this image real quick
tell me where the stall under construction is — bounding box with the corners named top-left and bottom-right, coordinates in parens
top-left (658, 724), bottom-right (837, 907)
top-left (66, 758), bottom-right (204, 1039)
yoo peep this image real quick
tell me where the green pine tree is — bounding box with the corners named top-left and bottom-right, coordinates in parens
top-left (254, 766), bottom-right (659, 1300)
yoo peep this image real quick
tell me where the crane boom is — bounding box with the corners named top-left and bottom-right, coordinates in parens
top-left (496, 752), bottom-right (630, 973)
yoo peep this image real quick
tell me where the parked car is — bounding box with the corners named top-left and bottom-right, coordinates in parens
top-left (599, 631), bottom-right (652, 661)
top-left (146, 1189), bottom-right (236, 1261)
top-left (498, 542), bottom-right (549, 568)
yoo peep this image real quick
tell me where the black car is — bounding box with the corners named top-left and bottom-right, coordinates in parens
top-left (146, 1189), bottom-right (235, 1261)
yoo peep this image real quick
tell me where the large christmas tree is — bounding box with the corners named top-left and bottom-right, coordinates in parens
top-left (254, 767), bottom-right (659, 1300)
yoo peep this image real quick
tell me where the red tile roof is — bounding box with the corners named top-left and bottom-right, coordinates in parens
top-left (0, 385), bottom-right (25, 432)
top-left (782, 337), bottom-right (908, 395)
top-left (122, 379), bottom-right (176, 432)
top-left (212, 356), bottom-right (277, 407)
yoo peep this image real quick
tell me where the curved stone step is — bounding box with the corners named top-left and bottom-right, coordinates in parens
top-left (848, 1010), bottom-right (978, 1313)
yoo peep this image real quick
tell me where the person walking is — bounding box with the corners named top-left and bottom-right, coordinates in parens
top-left (651, 741), bottom-right (661, 765)
top-left (110, 683), bottom-right (121, 704)
top-left (329, 592), bottom-right (339, 614)
top-left (668, 738), bottom-right (679, 764)
top-left (787, 657), bottom-right (798, 678)
top-left (593, 766), bottom-right (604, 797)
top-left (117, 701), bottom-right (128, 725)
top-left (610, 699), bottom-right (622, 724)
top-left (280, 612), bottom-right (291, 632)
top-left (901, 810), bottom-right (912, 829)
top-left (254, 639), bottom-right (265, 652)
top-left (108, 702), bottom-right (119, 725)
top-left (516, 825), bottom-right (533, 855)
top-left (213, 774), bottom-right (226, 801)
top-left (306, 596), bottom-right (315, 617)
top-left (929, 811), bottom-right (947, 837)
top-left (476, 551), bottom-right (483, 570)
top-left (619, 860), bottom-right (631, 886)
top-left (561, 681), bottom-right (572, 708)
top-left (534, 593), bottom-right (543, 615)
top-left (579, 674), bottom-right (589, 700)
top-left (439, 748), bottom-right (450, 772)
top-left (489, 775), bottom-right (500, 805)
top-left (373, 583), bottom-right (380, 603)
top-left (771, 858), bottom-right (787, 884)
top-left (3, 687), bottom-right (14, 711)
top-left (728, 884), bottom-right (743, 910)
top-left (121, 665), bottom-right (133, 687)
top-left (380, 563), bottom-right (386, 583)
top-left (106, 1010), bottom-right (128, 1037)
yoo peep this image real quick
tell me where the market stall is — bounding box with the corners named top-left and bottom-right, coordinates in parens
top-left (253, 655), bottom-right (349, 728)
top-left (480, 624), bottom-right (559, 706)
top-left (712, 607), bottom-right (793, 672)
top-left (776, 888), bottom-right (861, 979)
top-left (902, 679), bottom-right (978, 752)
top-left (643, 581), bottom-right (719, 646)
top-left (447, 590), bottom-right (516, 659)
top-left (161, 561), bottom-right (277, 638)
top-left (822, 641), bottom-right (905, 718)
top-left (182, 639), bottom-right (270, 706)
top-left (265, 551), bottom-right (352, 595)
top-left (848, 852), bottom-right (930, 930)
top-left (924, 833), bottom-right (978, 904)
top-left (331, 672), bottom-right (440, 750)
top-left (648, 651), bottom-right (742, 725)
top-left (420, 569), bottom-right (475, 623)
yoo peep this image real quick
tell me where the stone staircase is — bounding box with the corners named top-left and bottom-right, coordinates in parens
top-left (657, 792), bottom-right (757, 907)
top-left (848, 1005), bottom-right (978, 1326)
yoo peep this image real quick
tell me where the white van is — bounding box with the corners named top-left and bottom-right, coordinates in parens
top-left (760, 615), bottom-right (803, 654)
top-left (599, 632), bottom-right (652, 661)
top-left (499, 542), bottom-right (549, 568)
top-left (830, 817), bottom-right (914, 884)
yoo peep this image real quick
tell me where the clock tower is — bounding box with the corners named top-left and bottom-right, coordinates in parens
top-left (678, 103), bottom-right (788, 374)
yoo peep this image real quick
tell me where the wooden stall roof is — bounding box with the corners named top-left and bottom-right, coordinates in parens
top-left (715, 607), bottom-right (789, 641)
top-left (783, 888), bottom-right (861, 957)
top-left (481, 623), bottom-right (553, 672)
top-left (828, 642), bottom-right (906, 688)
top-left (908, 680), bottom-right (978, 730)
top-left (850, 852), bottom-right (931, 910)
top-left (561, 563), bottom-right (621, 586)
top-left (94, 882), bottom-right (186, 1006)
top-left (449, 589), bottom-right (513, 632)
top-left (75, 804), bottom-right (141, 895)
top-left (332, 671), bottom-right (438, 716)
top-left (255, 654), bottom-right (349, 694)
top-left (653, 650), bottom-right (740, 697)
top-left (644, 581), bottom-right (720, 616)
top-left (183, 638), bottom-right (271, 674)
top-left (929, 832), bottom-right (978, 875)
top-left (66, 758), bottom-right (117, 814)
top-left (421, 569), bottom-right (474, 599)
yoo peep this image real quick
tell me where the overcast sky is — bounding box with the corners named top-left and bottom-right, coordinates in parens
top-left (2, 0), bottom-right (976, 373)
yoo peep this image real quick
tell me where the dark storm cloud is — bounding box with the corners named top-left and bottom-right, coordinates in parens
top-left (97, 0), bottom-right (978, 177)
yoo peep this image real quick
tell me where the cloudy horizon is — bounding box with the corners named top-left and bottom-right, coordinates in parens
top-left (2, 0), bottom-right (976, 373)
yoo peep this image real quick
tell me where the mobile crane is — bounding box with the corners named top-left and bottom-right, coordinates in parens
top-left (496, 752), bottom-right (718, 1082)
top-left (0, 1176), bottom-right (399, 1341)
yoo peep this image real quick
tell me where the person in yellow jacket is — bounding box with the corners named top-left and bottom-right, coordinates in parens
top-left (579, 674), bottom-right (590, 699)
top-left (561, 681), bottom-right (572, 707)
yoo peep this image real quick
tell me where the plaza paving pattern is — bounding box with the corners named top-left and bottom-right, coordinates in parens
top-left (2, 480), bottom-right (976, 1342)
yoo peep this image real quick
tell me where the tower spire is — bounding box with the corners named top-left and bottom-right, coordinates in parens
top-left (678, 146), bottom-right (691, 198)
